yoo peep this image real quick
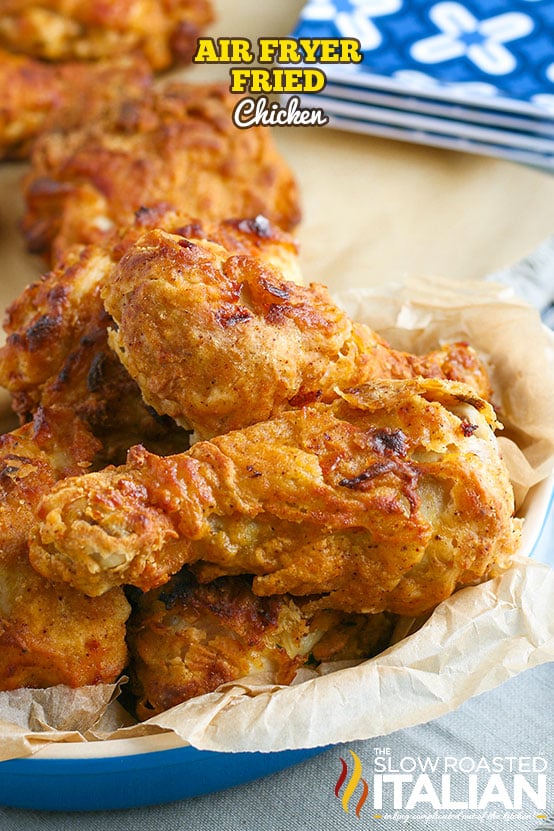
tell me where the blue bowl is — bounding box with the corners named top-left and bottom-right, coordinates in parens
top-left (0, 735), bottom-right (325, 811)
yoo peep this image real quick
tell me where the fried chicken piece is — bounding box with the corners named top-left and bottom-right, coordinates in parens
top-left (0, 0), bottom-right (214, 70)
top-left (128, 572), bottom-right (305, 719)
top-left (0, 406), bottom-right (130, 689)
top-left (21, 82), bottom-right (301, 263)
top-left (0, 245), bottom-right (113, 421)
top-left (29, 379), bottom-right (519, 617)
top-left (0, 214), bottom-right (301, 446)
top-left (11, 229), bottom-right (190, 455)
top-left (103, 228), bottom-right (492, 439)
top-left (38, 305), bottom-right (191, 464)
top-left (0, 240), bottom-right (172, 459)
top-left (4, 283), bottom-right (189, 480)
top-left (127, 570), bottom-right (395, 718)
top-left (0, 49), bottom-right (152, 160)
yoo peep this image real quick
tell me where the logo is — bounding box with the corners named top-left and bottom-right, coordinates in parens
top-left (333, 747), bottom-right (550, 823)
top-left (335, 750), bottom-right (369, 818)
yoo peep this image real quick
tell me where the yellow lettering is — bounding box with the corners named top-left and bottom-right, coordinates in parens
top-left (229, 68), bottom-right (326, 94)
top-left (225, 38), bottom-right (254, 63)
top-left (276, 69), bottom-right (302, 92)
top-left (319, 40), bottom-right (341, 61)
top-left (278, 38), bottom-right (303, 63)
top-left (340, 39), bottom-right (363, 62)
top-left (258, 38), bottom-right (280, 63)
top-left (295, 68), bottom-right (326, 92)
top-left (193, 38), bottom-right (219, 62)
top-left (258, 38), bottom-right (302, 63)
top-left (250, 69), bottom-right (273, 92)
top-left (229, 68), bottom-right (254, 93)
top-left (194, 37), bottom-right (253, 63)
top-left (298, 39), bottom-right (320, 62)
top-left (296, 38), bottom-right (363, 63)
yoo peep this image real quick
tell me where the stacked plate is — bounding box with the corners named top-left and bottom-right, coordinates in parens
top-left (290, 0), bottom-right (554, 168)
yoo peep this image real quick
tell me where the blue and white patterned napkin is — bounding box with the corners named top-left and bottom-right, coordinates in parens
top-left (291, 0), bottom-right (554, 166)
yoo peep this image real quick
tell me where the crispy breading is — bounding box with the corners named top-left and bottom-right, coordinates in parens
top-left (0, 48), bottom-right (152, 160)
top-left (21, 83), bottom-right (302, 263)
top-left (127, 570), bottom-right (396, 719)
top-left (0, 0), bottom-right (214, 70)
top-left (0, 407), bottom-right (130, 689)
top-left (0, 214), bottom-right (302, 450)
top-left (127, 572), bottom-right (306, 719)
top-left (103, 228), bottom-right (492, 439)
top-left (29, 379), bottom-right (519, 616)
top-left (0, 245), bottom-right (113, 420)
top-left (38, 305), bottom-right (191, 464)
top-left (0, 240), bottom-right (175, 459)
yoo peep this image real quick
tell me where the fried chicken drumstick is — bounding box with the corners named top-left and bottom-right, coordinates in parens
top-left (0, 214), bottom-right (301, 445)
top-left (21, 82), bottom-right (301, 263)
top-left (103, 226), bottom-right (492, 439)
top-left (0, 407), bottom-right (130, 689)
top-left (30, 379), bottom-right (519, 617)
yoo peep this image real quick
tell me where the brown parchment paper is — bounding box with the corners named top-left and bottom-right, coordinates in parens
top-left (1, 0), bottom-right (554, 758)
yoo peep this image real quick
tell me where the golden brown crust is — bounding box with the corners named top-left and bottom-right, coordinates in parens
top-left (0, 245), bottom-right (113, 420)
top-left (30, 379), bottom-right (519, 616)
top-left (127, 572), bottom-right (306, 718)
top-left (0, 241), bottom-right (174, 459)
top-left (127, 570), bottom-right (396, 719)
top-left (0, 214), bottom-right (302, 461)
top-left (40, 306), bottom-right (191, 464)
top-left (370, 340), bottom-right (492, 402)
top-left (103, 228), bottom-right (492, 439)
top-left (0, 0), bottom-right (214, 70)
top-left (104, 228), bottom-right (375, 438)
top-left (21, 82), bottom-right (302, 263)
top-left (0, 48), bottom-right (152, 160)
top-left (0, 407), bottom-right (130, 689)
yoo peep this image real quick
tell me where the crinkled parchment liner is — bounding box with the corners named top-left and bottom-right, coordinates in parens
top-left (1, 277), bottom-right (553, 761)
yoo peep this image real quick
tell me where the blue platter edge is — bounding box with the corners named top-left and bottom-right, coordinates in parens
top-left (0, 743), bottom-right (327, 811)
top-left (3, 482), bottom-right (551, 813)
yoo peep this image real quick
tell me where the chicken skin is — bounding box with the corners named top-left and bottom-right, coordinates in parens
top-left (128, 570), bottom-right (395, 719)
top-left (0, 0), bottom-right (214, 70)
top-left (29, 379), bottom-right (519, 617)
top-left (103, 227), bottom-right (492, 439)
top-left (0, 48), bottom-right (152, 160)
top-left (21, 82), bottom-right (302, 263)
top-left (0, 407), bottom-right (130, 690)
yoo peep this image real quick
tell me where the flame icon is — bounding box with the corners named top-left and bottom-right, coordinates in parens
top-left (535, 814), bottom-right (554, 830)
top-left (335, 749), bottom-right (369, 818)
